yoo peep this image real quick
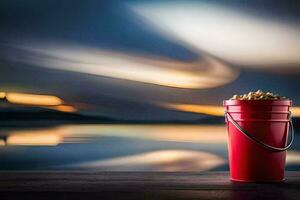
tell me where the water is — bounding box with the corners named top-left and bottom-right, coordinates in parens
top-left (0, 124), bottom-right (299, 171)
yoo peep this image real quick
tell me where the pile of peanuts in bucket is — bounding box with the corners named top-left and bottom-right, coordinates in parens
top-left (230, 90), bottom-right (288, 100)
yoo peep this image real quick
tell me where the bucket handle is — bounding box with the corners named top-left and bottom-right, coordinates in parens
top-left (225, 111), bottom-right (294, 152)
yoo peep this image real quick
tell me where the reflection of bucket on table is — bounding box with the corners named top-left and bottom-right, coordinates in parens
top-left (223, 100), bottom-right (293, 182)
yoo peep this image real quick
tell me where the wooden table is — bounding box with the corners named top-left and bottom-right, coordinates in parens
top-left (0, 171), bottom-right (299, 200)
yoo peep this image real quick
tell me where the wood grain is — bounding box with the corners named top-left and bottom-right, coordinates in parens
top-left (0, 171), bottom-right (299, 200)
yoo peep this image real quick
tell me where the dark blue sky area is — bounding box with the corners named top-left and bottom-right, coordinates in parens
top-left (0, 0), bottom-right (299, 120)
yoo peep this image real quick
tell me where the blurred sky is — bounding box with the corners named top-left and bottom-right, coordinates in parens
top-left (0, 0), bottom-right (300, 120)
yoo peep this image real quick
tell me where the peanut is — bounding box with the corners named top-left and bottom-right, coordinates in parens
top-left (230, 90), bottom-right (288, 100)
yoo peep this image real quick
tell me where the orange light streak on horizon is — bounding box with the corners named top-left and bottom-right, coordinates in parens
top-left (0, 92), bottom-right (5, 99)
top-left (164, 103), bottom-right (224, 116)
top-left (46, 105), bottom-right (77, 113)
top-left (6, 93), bottom-right (63, 106)
top-left (164, 103), bottom-right (300, 117)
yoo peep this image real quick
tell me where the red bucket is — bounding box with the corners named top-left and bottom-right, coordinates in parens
top-left (223, 100), bottom-right (294, 182)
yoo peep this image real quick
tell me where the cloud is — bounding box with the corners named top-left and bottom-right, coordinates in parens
top-left (3, 42), bottom-right (239, 89)
top-left (131, 2), bottom-right (300, 67)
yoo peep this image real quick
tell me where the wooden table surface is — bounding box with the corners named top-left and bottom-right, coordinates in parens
top-left (0, 171), bottom-right (299, 200)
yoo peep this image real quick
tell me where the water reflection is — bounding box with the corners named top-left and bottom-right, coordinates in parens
top-left (73, 150), bottom-right (225, 171)
top-left (286, 151), bottom-right (300, 165)
top-left (0, 124), bottom-right (299, 171)
top-left (0, 139), bottom-right (5, 146)
top-left (7, 131), bottom-right (63, 146)
top-left (1, 125), bottom-right (227, 146)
